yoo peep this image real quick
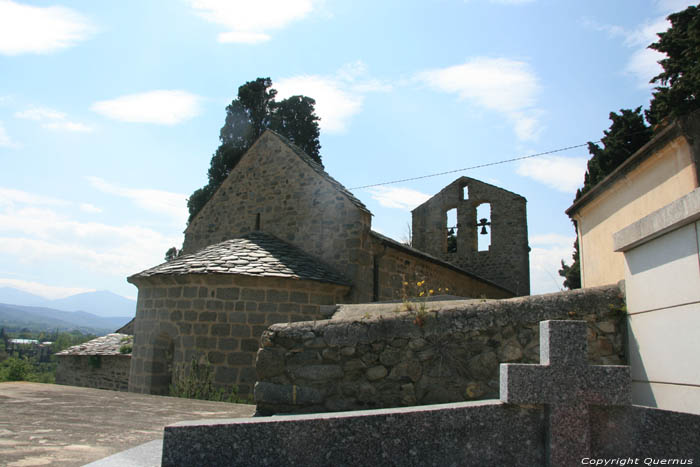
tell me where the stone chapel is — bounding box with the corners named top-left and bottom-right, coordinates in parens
top-left (126, 130), bottom-right (530, 396)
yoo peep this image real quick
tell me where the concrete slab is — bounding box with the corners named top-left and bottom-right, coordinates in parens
top-left (83, 440), bottom-right (162, 467)
top-left (0, 382), bottom-right (255, 467)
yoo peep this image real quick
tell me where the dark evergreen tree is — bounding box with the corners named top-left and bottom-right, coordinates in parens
top-left (558, 237), bottom-right (581, 290)
top-left (563, 109), bottom-right (652, 289)
top-left (646, 5), bottom-right (700, 125)
top-left (164, 247), bottom-right (179, 261)
top-left (576, 108), bottom-right (652, 200)
top-left (187, 78), bottom-right (322, 222)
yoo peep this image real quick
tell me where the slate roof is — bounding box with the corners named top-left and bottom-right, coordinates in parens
top-left (267, 130), bottom-right (370, 214)
top-left (128, 231), bottom-right (350, 285)
top-left (56, 333), bottom-right (132, 356)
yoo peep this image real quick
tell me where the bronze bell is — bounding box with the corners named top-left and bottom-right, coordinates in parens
top-left (478, 218), bottom-right (489, 235)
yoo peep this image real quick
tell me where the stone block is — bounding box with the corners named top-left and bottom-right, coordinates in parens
top-left (211, 324), bottom-right (230, 337)
top-left (231, 325), bottom-right (251, 338)
top-left (242, 289), bottom-right (266, 301)
top-left (216, 287), bottom-right (239, 300)
top-left (292, 365), bottom-right (343, 381)
top-left (218, 338), bottom-right (239, 351)
top-left (199, 311), bottom-right (217, 322)
top-left (207, 351), bottom-right (225, 364)
top-left (366, 365), bottom-right (388, 381)
top-left (290, 292), bottom-right (309, 304)
top-left (247, 313), bottom-right (266, 324)
top-left (267, 290), bottom-right (289, 302)
top-left (241, 339), bottom-right (259, 352)
top-left (214, 366), bottom-right (238, 384)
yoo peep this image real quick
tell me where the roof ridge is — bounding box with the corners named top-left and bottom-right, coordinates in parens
top-left (263, 130), bottom-right (370, 214)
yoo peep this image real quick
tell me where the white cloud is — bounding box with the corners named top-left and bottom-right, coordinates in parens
top-left (80, 203), bottom-right (102, 214)
top-left (275, 61), bottom-right (390, 133)
top-left (528, 232), bottom-right (577, 295)
top-left (584, 4), bottom-right (695, 87)
top-left (15, 106), bottom-right (92, 132)
top-left (530, 245), bottom-right (570, 295)
top-left (0, 278), bottom-right (94, 300)
top-left (15, 107), bottom-right (66, 120)
top-left (86, 176), bottom-right (187, 225)
top-left (91, 90), bottom-right (202, 125)
top-left (516, 155), bottom-right (588, 193)
top-left (0, 200), bottom-right (182, 277)
top-left (43, 121), bottom-right (92, 132)
top-left (0, 122), bottom-right (19, 148)
top-left (0, 0), bottom-right (95, 55)
top-left (656, 0), bottom-right (696, 13)
top-left (365, 186), bottom-right (431, 210)
top-left (275, 75), bottom-right (362, 133)
top-left (415, 57), bottom-right (543, 141)
top-left (188, 0), bottom-right (315, 44)
top-left (0, 187), bottom-right (68, 207)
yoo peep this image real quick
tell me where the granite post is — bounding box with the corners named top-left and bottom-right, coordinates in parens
top-left (500, 320), bottom-right (631, 466)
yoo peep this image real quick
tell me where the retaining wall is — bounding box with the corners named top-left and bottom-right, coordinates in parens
top-left (55, 355), bottom-right (131, 392)
top-left (255, 285), bottom-right (626, 414)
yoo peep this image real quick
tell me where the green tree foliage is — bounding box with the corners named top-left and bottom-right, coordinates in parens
top-left (164, 247), bottom-right (179, 261)
top-left (558, 237), bottom-right (581, 290)
top-left (187, 78), bottom-right (322, 222)
top-left (646, 5), bottom-right (700, 125)
top-left (576, 107), bottom-right (653, 200)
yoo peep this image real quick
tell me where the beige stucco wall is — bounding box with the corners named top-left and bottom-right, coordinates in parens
top-left (572, 135), bottom-right (698, 287)
top-left (614, 188), bottom-right (700, 415)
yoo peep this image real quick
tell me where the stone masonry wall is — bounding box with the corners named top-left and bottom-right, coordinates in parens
top-left (55, 355), bottom-right (131, 392)
top-left (182, 131), bottom-right (374, 303)
top-left (254, 285), bottom-right (625, 414)
top-left (412, 177), bottom-right (530, 295)
top-left (371, 237), bottom-right (513, 301)
top-left (128, 273), bottom-right (349, 397)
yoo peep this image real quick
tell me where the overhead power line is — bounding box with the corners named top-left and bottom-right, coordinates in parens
top-left (349, 140), bottom-right (598, 190)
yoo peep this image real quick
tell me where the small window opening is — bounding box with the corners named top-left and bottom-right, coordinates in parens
top-left (446, 208), bottom-right (458, 253)
top-left (462, 185), bottom-right (469, 200)
top-left (476, 203), bottom-right (491, 251)
top-left (255, 213), bottom-right (261, 230)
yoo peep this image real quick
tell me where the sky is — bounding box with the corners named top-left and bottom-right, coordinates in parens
top-left (0, 0), bottom-right (695, 301)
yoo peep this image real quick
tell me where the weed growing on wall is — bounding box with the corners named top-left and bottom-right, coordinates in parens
top-left (169, 356), bottom-right (250, 403)
top-left (399, 280), bottom-right (448, 327)
top-left (119, 336), bottom-right (133, 354)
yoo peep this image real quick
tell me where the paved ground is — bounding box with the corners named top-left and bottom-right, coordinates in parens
top-left (0, 382), bottom-right (256, 467)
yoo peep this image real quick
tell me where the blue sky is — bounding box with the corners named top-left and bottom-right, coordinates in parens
top-left (0, 0), bottom-right (694, 301)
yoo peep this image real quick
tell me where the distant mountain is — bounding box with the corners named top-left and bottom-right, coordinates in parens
top-left (51, 291), bottom-right (136, 318)
top-left (0, 287), bottom-right (136, 318)
top-left (0, 288), bottom-right (49, 308)
top-left (0, 303), bottom-right (131, 335)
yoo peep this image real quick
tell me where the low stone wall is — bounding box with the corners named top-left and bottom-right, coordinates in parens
top-left (255, 285), bottom-right (626, 414)
top-left (55, 355), bottom-right (131, 391)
